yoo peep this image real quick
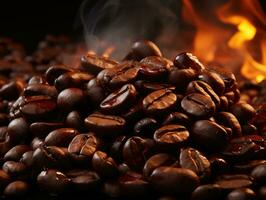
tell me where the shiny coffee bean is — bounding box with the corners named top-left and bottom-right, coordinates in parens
top-left (230, 102), bottom-right (256, 124)
top-left (30, 137), bottom-right (44, 150)
top-left (65, 111), bottom-right (85, 131)
top-left (226, 188), bottom-right (256, 200)
top-left (45, 65), bottom-right (73, 85)
top-left (30, 121), bottom-right (64, 138)
top-left (179, 148), bottom-right (210, 180)
top-left (191, 184), bottom-right (223, 200)
top-left (20, 151), bottom-right (34, 167)
top-left (45, 128), bottom-right (79, 147)
top-left (100, 84), bottom-right (137, 114)
top-left (210, 157), bottom-right (229, 176)
top-left (215, 174), bottom-right (253, 191)
top-left (199, 70), bottom-right (225, 95)
top-left (181, 93), bottom-right (215, 119)
top-left (86, 78), bottom-right (105, 107)
top-left (135, 80), bottom-right (172, 95)
top-left (28, 75), bottom-right (46, 85)
top-left (7, 117), bottom-right (29, 144)
top-left (23, 84), bottom-right (58, 98)
top-left (143, 88), bottom-right (177, 116)
top-left (162, 112), bottom-right (190, 126)
top-left (217, 71), bottom-right (237, 92)
top-left (0, 81), bottom-right (24, 100)
top-left (150, 167), bottom-right (199, 195)
top-left (37, 169), bottom-right (71, 194)
top-left (169, 68), bottom-right (198, 90)
top-left (110, 136), bottom-right (128, 163)
top-left (174, 52), bottom-right (205, 71)
top-left (3, 181), bottom-right (29, 198)
top-left (84, 113), bottom-right (126, 137)
top-left (251, 164), bottom-right (266, 186)
top-left (192, 120), bottom-right (229, 151)
top-left (134, 117), bottom-right (158, 136)
top-left (4, 145), bottom-right (31, 161)
top-left (220, 96), bottom-right (229, 111)
top-left (81, 53), bottom-right (118, 74)
top-left (2, 161), bottom-right (28, 178)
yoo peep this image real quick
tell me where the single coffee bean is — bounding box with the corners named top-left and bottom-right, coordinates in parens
top-left (143, 153), bottom-right (176, 178)
top-left (0, 170), bottom-right (11, 190)
top-left (45, 128), bottom-right (78, 147)
top-left (150, 167), bottom-right (199, 195)
top-left (97, 61), bottom-right (139, 89)
top-left (100, 84), bottom-right (137, 114)
top-left (251, 164), bottom-right (266, 186)
top-left (199, 70), bottom-right (225, 95)
top-left (135, 80), bottom-right (173, 95)
top-left (37, 169), bottom-right (71, 194)
top-left (2, 161), bottom-right (28, 178)
top-left (179, 148), bottom-right (210, 180)
top-left (181, 93), bottom-right (216, 119)
top-left (215, 112), bottom-right (242, 137)
top-left (215, 174), bottom-right (253, 191)
top-left (23, 84), bottom-right (58, 98)
top-left (169, 68), bottom-right (198, 90)
top-left (143, 88), bottom-right (177, 116)
top-left (217, 71), bottom-right (237, 92)
top-left (30, 122), bottom-right (64, 138)
top-left (92, 151), bottom-right (119, 178)
top-left (65, 111), bottom-right (85, 131)
top-left (4, 145), bottom-right (31, 161)
top-left (134, 117), bottom-right (158, 137)
top-left (28, 75), bottom-right (46, 85)
top-left (192, 120), bottom-right (229, 151)
top-left (230, 102), bottom-right (256, 124)
top-left (81, 53), bottom-right (118, 74)
top-left (45, 65), bottom-right (73, 85)
top-left (0, 81), bottom-right (24, 100)
top-left (154, 125), bottom-right (189, 150)
top-left (191, 184), bottom-right (223, 200)
top-left (7, 117), bottom-right (29, 144)
top-left (20, 151), bottom-right (34, 167)
top-left (110, 136), bottom-right (128, 163)
top-left (174, 52), bottom-right (205, 71)
top-left (226, 188), bottom-right (256, 200)
top-left (124, 40), bottom-right (162, 61)
top-left (3, 181), bottom-right (29, 198)
top-left (162, 112), bottom-right (190, 126)
top-left (84, 113), bottom-right (126, 137)
top-left (86, 78), bottom-right (106, 107)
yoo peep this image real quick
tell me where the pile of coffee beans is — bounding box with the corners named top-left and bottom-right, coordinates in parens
top-left (0, 38), bottom-right (266, 200)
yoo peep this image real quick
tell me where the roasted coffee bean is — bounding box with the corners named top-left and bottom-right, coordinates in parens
top-left (139, 56), bottom-right (172, 80)
top-left (121, 101), bottom-right (144, 123)
top-left (162, 112), bottom-right (190, 126)
top-left (215, 112), bottom-right (242, 137)
top-left (45, 65), bottom-right (73, 85)
top-left (217, 71), bottom-right (237, 92)
top-left (30, 121), bottom-right (64, 138)
top-left (251, 164), bottom-right (266, 185)
top-left (192, 120), bottom-right (229, 151)
top-left (81, 53), bottom-right (118, 74)
top-left (0, 170), bottom-right (11, 190)
top-left (92, 151), bottom-right (119, 178)
top-left (215, 174), bottom-right (253, 191)
top-left (65, 111), bottom-right (85, 131)
top-left (150, 167), bottom-right (199, 195)
top-left (143, 88), bottom-right (177, 116)
top-left (199, 70), bottom-right (225, 95)
top-left (30, 137), bottom-right (44, 150)
top-left (135, 80), bottom-right (172, 95)
top-left (134, 117), bottom-right (158, 136)
top-left (0, 81), bottom-right (24, 100)
top-left (2, 161), bottom-right (28, 178)
top-left (210, 157), bottom-right (229, 176)
top-left (226, 188), bottom-right (256, 200)
top-left (3, 181), bottom-right (29, 198)
top-left (86, 78), bottom-right (105, 107)
top-left (154, 125), bottom-right (189, 150)
top-left (45, 128), bottom-right (79, 147)
top-left (179, 148), bottom-right (210, 180)
top-left (23, 84), bottom-right (58, 98)
top-left (84, 113), bottom-right (126, 137)
top-left (174, 52), bottom-right (205, 71)
top-left (20, 151), bottom-right (34, 167)
top-left (7, 117), bottom-right (29, 144)
top-left (186, 80), bottom-right (220, 107)
top-left (191, 184), bottom-right (223, 200)
top-left (230, 102), bottom-right (256, 124)
top-left (233, 160), bottom-right (266, 174)
top-left (28, 75), bottom-right (46, 85)
top-left (169, 68), bottom-right (198, 90)
top-left (100, 84), bottom-right (137, 114)
top-left (143, 153), bottom-right (176, 178)
top-left (110, 136), bottom-right (128, 163)
top-left (97, 61), bottom-right (139, 89)
top-left (123, 136), bottom-right (154, 171)
top-left (181, 93), bottom-right (216, 119)
top-left (57, 88), bottom-right (86, 112)
top-left (4, 145), bottom-right (31, 161)
top-left (220, 96), bottom-right (229, 111)
top-left (55, 71), bottom-right (94, 91)
top-left (37, 169), bottom-right (71, 194)
top-left (124, 40), bottom-right (162, 61)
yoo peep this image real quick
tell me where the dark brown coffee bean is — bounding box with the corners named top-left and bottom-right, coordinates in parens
top-left (121, 101), bottom-right (144, 123)
top-left (230, 102), bottom-right (256, 124)
top-left (28, 75), bottom-right (46, 85)
top-left (2, 161), bottom-right (28, 178)
top-left (150, 167), bottom-right (199, 195)
top-left (186, 80), bottom-right (220, 107)
top-left (192, 120), bottom-right (229, 151)
top-left (169, 68), bottom-right (198, 90)
top-left (65, 111), bottom-right (85, 131)
top-left (86, 78), bottom-right (106, 107)
top-left (215, 174), bottom-right (253, 191)
top-left (154, 125), bottom-right (189, 149)
top-left (174, 52), bottom-right (205, 71)
top-left (100, 84), bottom-right (137, 114)
top-left (45, 65), bottom-right (73, 85)
top-left (0, 170), bottom-right (11, 190)
top-left (3, 181), bottom-right (29, 198)
top-left (0, 81), bottom-right (24, 100)
top-left (45, 128), bottom-right (78, 147)
top-left (135, 80), bottom-right (172, 95)
top-left (179, 148), bottom-right (210, 180)
top-left (143, 88), bottom-right (177, 116)
top-left (30, 137), bottom-right (44, 150)
top-left (124, 40), bottom-right (162, 61)
top-left (81, 53), bottom-right (118, 74)
top-left (139, 56), bottom-right (172, 80)
top-left (134, 117), bottom-right (158, 136)
top-left (220, 96), bottom-right (229, 111)
top-left (4, 145), bottom-right (31, 161)
top-left (92, 151), bottom-right (119, 178)
top-left (215, 112), bottom-right (242, 137)
top-left (30, 122), bottom-right (64, 138)
top-left (97, 60), bottom-right (139, 89)
top-left (23, 84), bottom-right (58, 98)
top-left (57, 88), bottom-right (86, 112)
top-left (251, 164), bottom-right (266, 185)
top-left (7, 117), bottom-right (29, 144)
top-left (226, 188), bottom-right (256, 200)
top-left (110, 136), bottom-right (128, 163)
top-left (84, 113), bottom-right (126, 137)
top-left (37, 169), bottom-right (71, 194)
top-left (20, 151), bottom-right (34, 167)
top-left (199, 70), bottom-right (225, 95)
top-left (143, 153), bottom-right (176, 178)
top-left (181, 93), bottom-right (216, 119)
top-left (210, 157), bottom-right (229, 176)
top-left (162, 112), bottom-right (190, 126)
top-left (217, 71), bottom-right (237, 92)
top-left (191, 184), bottom-right (223, 200)
top-left (55, 71), bottom-right (94, 91)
